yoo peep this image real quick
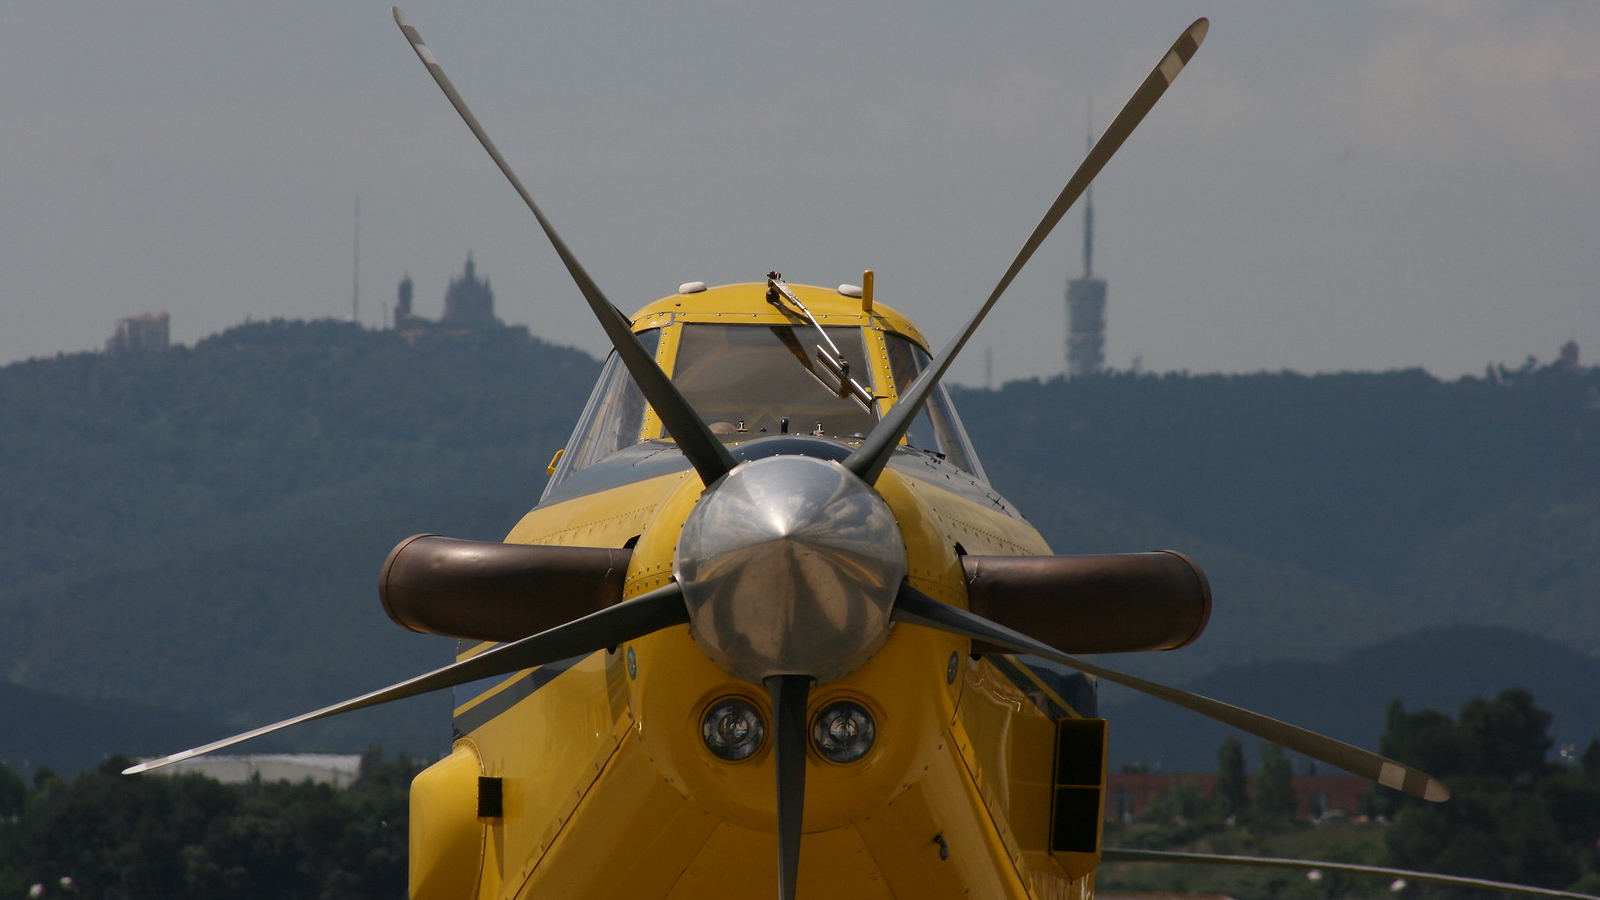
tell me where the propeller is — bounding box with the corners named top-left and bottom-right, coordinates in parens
top-left (767, 674), bottom-right (813, 900)
top-left (845, 18), bottom-right (1208, 485)
top-left (1102, 848), bottom-right (1600, 900)
top-left (892, 584), bottom-right (1450, 802)
top-left (391, 8), bottom-right (734, 489)
top-left (123, 583), bottom-right (688, 774)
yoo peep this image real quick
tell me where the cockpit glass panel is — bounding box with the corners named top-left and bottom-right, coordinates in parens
top-left (883, 333), bottom-right (985, 478)
top-left (546, 322), bottom-right (984, 491)
top-left (672, 323), bottom-right (878, 439)
top-left (546, 328), bottom-right (659, 488)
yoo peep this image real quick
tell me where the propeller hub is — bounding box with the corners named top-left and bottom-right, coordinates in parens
top-left (674, 455), bottom-right (906, 685)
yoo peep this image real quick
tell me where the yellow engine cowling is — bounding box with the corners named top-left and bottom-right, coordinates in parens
top-left (409, 742), bottom-right (489, 900)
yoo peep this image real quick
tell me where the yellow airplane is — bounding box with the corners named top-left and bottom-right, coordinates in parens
top-left (127, 11), bottom-right (1599, 900)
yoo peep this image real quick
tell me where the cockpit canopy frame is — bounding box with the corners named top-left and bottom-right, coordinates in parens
top-left (545, 282), bottom-right (985, 493)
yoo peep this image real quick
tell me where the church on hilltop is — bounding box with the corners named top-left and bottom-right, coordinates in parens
top-left (395, 255), bottom-right (500, 334)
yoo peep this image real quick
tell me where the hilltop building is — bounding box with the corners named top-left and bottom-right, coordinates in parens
top-left (1559, 339), bottom-right (1581, 373)
top-left (442, 254), bottom-right (497, 326)
top-left (394, 272), bottom-right (419, 328)
top-left (106, 312), bottom-right (170, 354)
top-left (394, 256), bottom-right (501, 337)
top-left (1065, 183), bottom-right (1106, 378)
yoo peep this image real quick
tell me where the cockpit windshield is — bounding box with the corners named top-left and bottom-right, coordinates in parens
top-left (672, 323), bottom-right (877, 439)
top-left (549, 328), bottom-right (660, 480)
top-left (546, 319), bottom-right (986, 491)
top-left (883, 333), bottom-right (985, 480)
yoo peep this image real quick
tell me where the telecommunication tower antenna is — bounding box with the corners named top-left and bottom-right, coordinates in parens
top-left (1065, 101), bottom-right (1107, 378)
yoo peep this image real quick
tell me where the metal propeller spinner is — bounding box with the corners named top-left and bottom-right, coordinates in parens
top-left (675, 455), bottom-right (906, 686)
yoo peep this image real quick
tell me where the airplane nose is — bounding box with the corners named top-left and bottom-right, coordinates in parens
top-left (674, 455), bottom-right (907, 685)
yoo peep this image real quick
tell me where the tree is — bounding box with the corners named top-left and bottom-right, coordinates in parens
top-left (1387, 786), bottom-right (1577, 891)
top-left (1581, 736), bottom-right (1600, 779)
top-left (0, 763), bottom-right (23, 817)
top-left (0, 749), bottom-right (420, 900)
top-left (1252, 743), bottom-right (1296, 822)
top-left (1539, 769), bottom-right (1600, 849)
top-left (1459, 688), bottom-right (1551, 783)
top-left (1379, 690), bottom-right (1591, 896)
top-left (1379, 699), bottom-right (1473, 779)
top-left (1213, 736), bottom-right (1248, 817)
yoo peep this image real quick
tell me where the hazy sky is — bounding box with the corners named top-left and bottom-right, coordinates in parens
top-left (5, 1), bottom-right (1597, 387)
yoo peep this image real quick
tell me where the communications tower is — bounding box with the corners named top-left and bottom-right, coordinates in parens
top-left (1065, 184), bottom-right (1106, 377)
top-left (1065, 119), bottom-right (1106, 377)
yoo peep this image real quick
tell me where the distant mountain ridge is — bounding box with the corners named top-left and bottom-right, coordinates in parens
top-left (3, 318), bottom-right (1597, 771)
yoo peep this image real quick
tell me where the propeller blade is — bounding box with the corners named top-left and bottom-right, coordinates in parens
top-left (1102, 849), bottom-right (1600, 900)
top-left (890, 584), bottom-right (1451, 803)
top-left (391, 8), bottom-right (735, 488)
top-left (845, 18), bottom-right (1208, 484)
top-left (125, 583), bottom-right (688, 775)
top-left (766, 674), bottom-right (813, 900)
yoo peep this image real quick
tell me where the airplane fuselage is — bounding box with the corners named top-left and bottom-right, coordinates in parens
top-left (409, 283), bottom-right (1099, 900)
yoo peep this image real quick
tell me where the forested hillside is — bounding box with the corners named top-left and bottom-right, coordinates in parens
top-left (2, 320), bottom-right (1597, 773)
top-left (957, 364), bottom-right (1600, 585)
top-left (954, 363), bottom-right (1600, 683)
top-left (0, 321), bottom-right (598, 765)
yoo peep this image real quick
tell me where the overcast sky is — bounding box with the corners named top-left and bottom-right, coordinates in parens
top-left (4, 1), bottom-right (1597, 386)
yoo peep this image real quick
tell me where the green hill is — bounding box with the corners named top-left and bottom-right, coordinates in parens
top-left (955, 366), bottom-right (1600, 589)
top-left (0, 320), bottom-right (597, 767)
top-left (953, 365), bottom-right (1600, 676)
top-left (3, 319), bottom-right (1598, 772)
top-left (1399, 493), bottom-right (1600, 643)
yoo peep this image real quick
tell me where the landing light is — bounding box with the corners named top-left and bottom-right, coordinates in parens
top-left (811, 700), bottom-right (875, 763)
top-left (701, 697), bottom-right (767, 761)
